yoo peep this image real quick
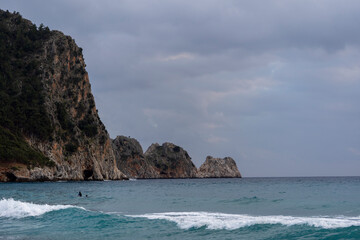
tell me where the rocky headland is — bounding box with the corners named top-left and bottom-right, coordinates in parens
top-left (0, 10), bottom-right (125, 181)
top-left (0, 10), bottom-right (241, 181)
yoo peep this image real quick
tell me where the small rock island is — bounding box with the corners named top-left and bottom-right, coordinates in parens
top-left (198, 156), bottom-right (242, 178)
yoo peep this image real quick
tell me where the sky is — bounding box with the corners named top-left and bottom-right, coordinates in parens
top-left (2, 0), bottom-right (360, 177)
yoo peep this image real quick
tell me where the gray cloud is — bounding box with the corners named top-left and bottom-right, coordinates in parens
top-left (2, 0), bottom-right (360, 176)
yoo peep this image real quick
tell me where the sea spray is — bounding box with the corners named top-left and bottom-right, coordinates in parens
top-left (0, 198), bottom-right (83, 218)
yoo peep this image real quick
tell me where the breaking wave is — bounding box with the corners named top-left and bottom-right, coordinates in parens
top-left (2, 198), bottom-right (360, 230)
top-left (128, 212), bottom-right (360, 230)
top-left (0, 198), bottom-right (83, 218)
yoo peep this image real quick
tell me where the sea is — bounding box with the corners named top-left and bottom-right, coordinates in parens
top-left (0, 177), bottom-right (360, 240)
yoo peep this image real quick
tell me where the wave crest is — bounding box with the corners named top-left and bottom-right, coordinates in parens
top-left (0, 198), bottom-right (82, 218)
top-left (128, 212), bottom-right (360, 230)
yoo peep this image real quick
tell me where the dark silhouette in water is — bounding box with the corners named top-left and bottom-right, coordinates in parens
top-left (78, 191), bottom-right (82, 197)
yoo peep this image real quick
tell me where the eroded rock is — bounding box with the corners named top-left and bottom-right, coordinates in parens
top-left (144, 143), bottom-right (198, 178)
top-left (197, 156), bottom-right (242, 178)
top-left (112, 136), bottom-right (160, 178)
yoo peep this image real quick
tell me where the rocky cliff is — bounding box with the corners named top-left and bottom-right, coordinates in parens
top-left (0, 10), bottom-right (126, 181)
top-left (197, 156), bottom-right (242, 178)
top-left (112, 136), bottom-right (160, 178)
top-left (0, 10), bottom-right (243, 181)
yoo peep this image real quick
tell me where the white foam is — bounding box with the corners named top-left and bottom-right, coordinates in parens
top-left (128, 212), bottom-right (360, 230)
top-left (0, 198), bottom-right (82, 218)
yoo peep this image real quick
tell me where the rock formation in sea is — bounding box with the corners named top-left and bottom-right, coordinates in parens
top-left (0, 10), bottom-right (126, 181)
top-left (197, 156), bottom-right (242, 178)
top-left (112, 136), bottom-right (160, 178)
top-left (111, 136), bottom-right (242, 179)
top-left (144, 142), bottom-right (198, 178)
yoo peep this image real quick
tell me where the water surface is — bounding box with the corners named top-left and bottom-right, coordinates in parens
top-left (1, 177), bottom-right (360, 239)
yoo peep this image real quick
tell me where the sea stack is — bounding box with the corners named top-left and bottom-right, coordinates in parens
top-left (112, 136), bottom-right (160, 178)
top-left (197, 156), bottom-right (242, 178)
top-left (144, 142), bottom-right (198, 178)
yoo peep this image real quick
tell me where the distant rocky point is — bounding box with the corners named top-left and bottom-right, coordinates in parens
top-left (111, 136), bottom-right (242, 179)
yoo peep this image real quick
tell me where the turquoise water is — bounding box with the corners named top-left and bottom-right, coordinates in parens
top-left (1, 177), bottom-right (360, 239)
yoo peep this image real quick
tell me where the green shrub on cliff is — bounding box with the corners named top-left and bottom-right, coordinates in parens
top-left (78, 115), bottom-right (98, 137)
top-left (0, 126), bottom-right (54, 167)
top-left (56, 102), bottom-right (75, 133)
top-left (0, 10), bottom-right (54, 167)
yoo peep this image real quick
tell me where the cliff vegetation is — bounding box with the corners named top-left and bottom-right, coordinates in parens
top-left (0, 10), bottom-right (53, 168)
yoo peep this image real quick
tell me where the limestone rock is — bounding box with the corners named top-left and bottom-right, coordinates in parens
top-left (144, 143), bottom-right (198, 178)
top-left (197, 156), bottom-right (242, 178)
top-left (0, 10), bottom-right (126, 181)
top-left (112, 136), bottom-right (160, 178)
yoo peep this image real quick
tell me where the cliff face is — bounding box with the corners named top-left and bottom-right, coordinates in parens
top-left (0, 10), bottom-right (126, 181)
top-left (144, 142), bottom-right (198, 178)
top-left (197, 156), bottom-right (242, 178)
top-left (112, 136), bottom-right (160, 178)
top-left (34, 30), bottom-right (125, 181)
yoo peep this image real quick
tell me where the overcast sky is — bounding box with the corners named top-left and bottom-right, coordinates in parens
top-left (2, 0), bottom-right (360, 176)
